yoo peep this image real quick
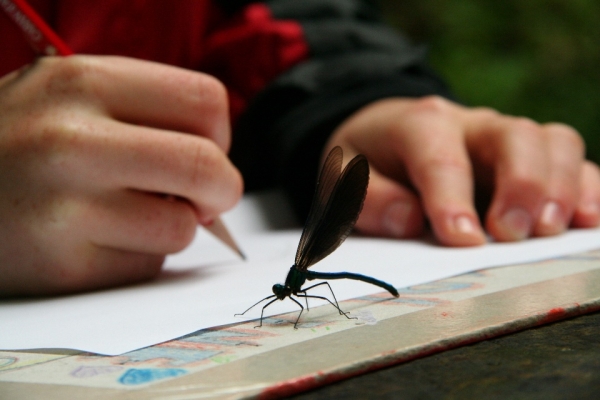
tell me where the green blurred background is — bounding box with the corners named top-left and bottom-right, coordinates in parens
top-left (378, 0), bottom-right (600, 162)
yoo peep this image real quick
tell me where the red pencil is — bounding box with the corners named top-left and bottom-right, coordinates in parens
top-left (1, 0), bottom-right (73, 56)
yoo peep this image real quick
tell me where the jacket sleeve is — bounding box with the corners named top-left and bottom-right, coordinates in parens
top-left (208, 0), bottom-right (456, 219)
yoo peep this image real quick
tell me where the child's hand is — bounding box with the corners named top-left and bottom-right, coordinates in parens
top-left (327, 96), bottom-right (600, 246)
top-left (0, 56), bottom-right (243, 296)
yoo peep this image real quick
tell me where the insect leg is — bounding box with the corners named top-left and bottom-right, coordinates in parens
top-left (235, 294), bottom-right (276, 317)
top-left (289, 296), bottom-right (305, 329)
top-left (300, 281), bottom-right (346, 315)
top-left (297, 293), bottom-right (357, 320)
top-left (298, 289), bottom-right (310, 311)
top-left (256, 297), bottom-right (279, 328)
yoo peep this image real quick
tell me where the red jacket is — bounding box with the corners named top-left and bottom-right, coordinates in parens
top-left (1, 0), bottom-right (453, 217)
top-left (1, 0), bottom-right (309, 122)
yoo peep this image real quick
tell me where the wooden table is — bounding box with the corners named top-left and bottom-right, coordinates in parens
top-left (292, 311), bottom-right (600, 399)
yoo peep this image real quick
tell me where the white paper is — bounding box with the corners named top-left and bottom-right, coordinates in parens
top-left (2, 191), bottom-right (600, 355)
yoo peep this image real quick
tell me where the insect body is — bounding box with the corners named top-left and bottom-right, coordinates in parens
top-left (236, 146), bottom-right (399, 328)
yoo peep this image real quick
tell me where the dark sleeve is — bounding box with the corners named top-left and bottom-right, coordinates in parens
top-left (219, 0), bottom-right (455, 219)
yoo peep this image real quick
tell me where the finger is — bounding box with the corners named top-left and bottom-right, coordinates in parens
top-left (472, 117), bottom-right (550, 241)
top-left (355, 169), bottom-right (425, 238)
top-left (571, 161), bottom-right (600, 228)
top-left (397, 100), bottom-right (486, 246)
top-left (38, 56), bottom-right (231, 151)
top-left (85, 190), bottom-right (199, 254)
top-left (54, 116), bottom-right (244, 220)
top-left (80, 250), bottom-right (164, 293)
top-left (532, 123), bottom-right (585, 236)
top-left (46, 249), bottom-right (164, 295)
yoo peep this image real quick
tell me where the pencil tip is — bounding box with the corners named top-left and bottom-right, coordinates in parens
top-left (203, 217), bottom-right (245, 261)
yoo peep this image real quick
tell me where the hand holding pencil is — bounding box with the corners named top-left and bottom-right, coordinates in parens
top-left (0, 1), bottom-right (244, 296)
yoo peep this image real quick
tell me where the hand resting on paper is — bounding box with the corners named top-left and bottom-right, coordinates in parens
top-left (326, 96), bottom-right (600, 246)
top-left (0, 56), bottom-right (243, 297)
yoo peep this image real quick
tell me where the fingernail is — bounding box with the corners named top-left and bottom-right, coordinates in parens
top-left (540, 201), bottom-right (565, 230)
top-left (454, 215), bottom-right (478, 235)
top-left (500, 207), bottom-right (532, 240)
top-left (383, 202), bottom-right (412, 237)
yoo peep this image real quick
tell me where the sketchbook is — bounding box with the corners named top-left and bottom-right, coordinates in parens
top-left (2, 248), bottom-right (600, 399)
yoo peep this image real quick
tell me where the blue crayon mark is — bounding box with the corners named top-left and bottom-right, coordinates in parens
top-left (0, 357), bottom-right (16, 369)
top-left (121, 347), bottom-right (220, 367)
top-left (118, 368), bottom-right (187, 385)
top-left (183, 329), bottom-right (261, 346)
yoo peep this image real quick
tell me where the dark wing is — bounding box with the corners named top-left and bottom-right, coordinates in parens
top-left (295, 146), bottom-right (343, 264)
top-left (294, 146), bottom-right (369, 270)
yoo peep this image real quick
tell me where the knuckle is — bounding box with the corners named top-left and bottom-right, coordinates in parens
top-left (34, 118), bottom-right (85, 160)
top-left (39, 56), bottom-right (96, 97)
top-left (546, 122), bottom-right (585, 153)
top-left (510, 117), bottom-right (542, 136)
top-left (472, 106), bottom-right (501, 121)
top-left (584, 160), bottom-right (600, 178)
top-left (186, 73), bottom-right (230, 149)
top-left (427, 155), bottom-right (471, 171)
top-left (192, 138), bottom-right (221, 175)
top-left (505, 169), bottom-right (546, 195)
top-left (416, 154), bottom-right (472, 179)
top-left (493, 117), bottom-right (543, 147)
top-left (8, 117), bottom-right (76, 158)
top-left (191, 73), bottom-right (228, 112)
top-left (408, 95), bottom-right (452, 116)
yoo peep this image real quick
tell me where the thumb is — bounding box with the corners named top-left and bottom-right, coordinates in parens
top-left (356, 169), bottom-right (425, 238)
